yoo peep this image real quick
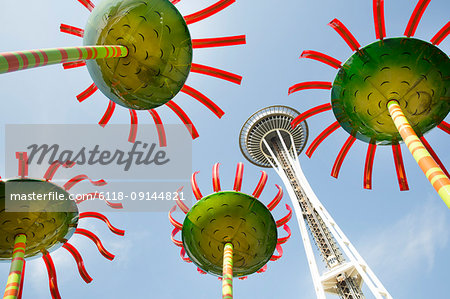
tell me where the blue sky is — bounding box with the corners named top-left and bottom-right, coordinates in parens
top-left (0, 0), bottom-right (449, 298)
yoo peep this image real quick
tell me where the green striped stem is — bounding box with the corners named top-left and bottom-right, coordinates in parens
top-left (3, 234), bottom-right (27, 299)
top-left (0, 45), bottom-right (128, 74)
top-left (222, 243), bottom-right (233, 299)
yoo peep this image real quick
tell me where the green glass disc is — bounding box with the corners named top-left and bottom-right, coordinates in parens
top-left (182, 191), bottom-right (278, 277)
top-left (331, 38), bottom-right (450, 145)
top-left (84, 0), bottom-right (192, 110)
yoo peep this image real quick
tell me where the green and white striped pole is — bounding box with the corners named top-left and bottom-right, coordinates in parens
top-left (222, 243), bottom-right (233, 299)
top-left (3, 234), bottom-right (27, 299)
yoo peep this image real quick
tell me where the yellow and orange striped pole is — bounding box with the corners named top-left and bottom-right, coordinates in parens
top-left (3, 234), bottom-right (27, 299)
top-left (222, 243), bottom-right (233, 299)
top-left (388, 100), bottom-right (450, 207)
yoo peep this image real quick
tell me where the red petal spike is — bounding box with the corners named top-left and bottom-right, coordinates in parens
top-left (181, 85), bottom-right (224, 118)
top-left (364, 143), bottom-right (377, 189)
top-left (128, 109), bottom-right (138, 143)
top-left (420, 136), bottom-right (449, 177)
top-left (60, 24), bottom-right (84, 38)
top-left (277, 224), bottom-right (291, 245)
top-left (270, 244), bottom-right (283, 261)
top-left (42, 252), bottom-right (61, 299)
top-left (169, 206), bottom-right (183, 229)
top-left (180, 247), bottom-right (192, 263)
top-left (16, 152), bottom-right (28, 178)
top-left (267, 184), bottom-right (283, 211)
top-left (63, 174), bottom-right (106, 191)
top-left (197, 267), bottom-right (207, 275)
top-left (77, 0), bottom-right (95, 12)
top-left (75, 228), bottom-right (115, 260)
top-left (233, 162), bottom-right (244, 192)
top-left (373, 0), bottom-right (386, 40)
top-left (184, 0), bottom-right (235, 25)
top-left (404, 0), bottom-right (431, 37)
top-left (212, 163), bottom-right (221, 192)
top-left (288, 81), bottom-right (332, 95)
top-left (191, 171), bottom-right (203, 200)
top-left (305, 121), bottom-right (341, 158)
top-left (148, 109), bottom-right (167, 147)
top-left (44, 160), bottom-right (75, 181)
top-left (62, 243), bottom-right (93, 283)
top-left (192, 35), bottom-right (246, 49)
top-left (437, 120), bottom-right (450, 134)
top-left (175, 186), bottom-right (190, 214)
top-left (190, 63), bottom-right (242, 85)
top-left (166, 101), bottom-right (199, 139)
top-left (276, 204), bottom-right (292, 227)
top-left (328, 18), bottom-right (361, 51)
top-left (392, 144), bottom-right (409, 191)
top-left (291, 103), bottom-right (332, 129)
top-left (75, 192), bottom-right (123, 209)
top-left (76, 82), bottom-right (98, 102)
top-left (256, 264), bottom-right (267, 274)
top-left (171, 228), bottom-right (183, 247)
top-left (99, 100), bottom-right (116, 128)
top-left (79, 212), bottom-right (125, 236)
top-left (431, 21), bottom-right (450, 45)
top-left (63, 60), bottom-right (86, 70)
top-left (252, 171), bottom-right (268, 198)
top-left (331, 135), bottom-right (356, 178)
top-left (300, 50), bottom-right (342, 69)
top-left (238, 276), bottom-right (248, 280)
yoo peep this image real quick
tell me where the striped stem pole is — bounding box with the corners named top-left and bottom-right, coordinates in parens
top-left (222, 242), bottom-right (233, 299)
top-left (388, 100), bottom-right (450, 207)
top-left (3, 234), bottom-right (27, 299)
top-left (0, 45), bottom-right (128, 74)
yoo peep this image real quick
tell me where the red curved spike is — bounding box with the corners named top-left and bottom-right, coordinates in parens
top-left (212, 163), bottom-right (221, 192)
top-left (77, 0), bottom-right (94, 11)
top-left (431, 21), bottom-right (450, 45)
top-left (404, 0), bottom-right (431, 37)
top-left (328, 18), bottom-right (361, 51)
top-left (76, 82), bottom-right (98, 102)
top-left (75, 192), bottom-right (123, 209)
top-left (63, 174), bottom-right (106, 191)
top-left (392, 144), bottom-right (409, 191)
top-left (364, 143), bottom-right (377, 190)
top-left (288, 81), bottom-right (332, 95)
top-left (300, 50), bottom-right (342, 69)
top-left (75, 228), bottom-right (115, 260)
top-left (148, 109), bottom-right (167, 147)
top-left (184, 0), bottom-right (235, 25)
top-left (171, 227), bottom-right (183, 247)
top-left (181, 85), bottom-right (224, 118)
top-left (305, 121), bottom-right (340, 158)
top-left (197, 267), bottom-right (207, 275)
top-left (233, 162), bottom-right (244, 192)
top-left (79, 212), bottom-right (125, 236)
top-left (180, 247), bottom-right (192, 263)
top-left (175, 186), bottom-right (190, 213)
top-left (437, 121), bottom-right (450, 134)
top-left (191, 171), bottom-right (203, 200)
top-left (169, 205), bottom-right (183, 229)
top-left (42, 252), bottom-right (61, 299)
top-left (291, 103), bottom-right (332, 129)
top-left (270, 244), bottom-right (283, 261)
top-left (16, 152), bottom-right (28, 178)
top-left (252, 171), bottom-right (268, 198)
top-left (276, 204), bottom-right (292, 227)
top-left (166, 101), bottom-right (199, 139)
top-left (128, 109), bottom-right (138, 143)
top-left (331, 135), bottom-right (356, 178)
top-left (44, 160), bottom-right (75, 181)
top-left (62, 242), bottom-right (93, 283)
top-left (192, 35), bottom-right (246, 49)
top-left (60, 24), bottom-right (84, 38)
top-left (373, 0), bottom-right (386, 40)
top-left (238, 276), bottom-right (248, 280)
top-left (190, 63), bottom-right (242, 85)
top-left (99, 100), bottom-right (116, 128)
top-left (63, 60), bottom-right (86, 70)
top-left (267, 184), bottom-right (283, 211)
top-left (277, 224), bottom-right (291, 245)
top-left (420, 136), bottom-right (449, 177)
top-left (17, 260), bottom-right (25, 299)
top-left (256, 264), bottom-right (267, 274)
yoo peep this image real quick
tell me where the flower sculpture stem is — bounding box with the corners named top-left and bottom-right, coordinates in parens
top-left (388, 100), bottom-right (450, 207)
top-left (222, 243), bottom-right (234, 299)
top-left (3, 234), bottom-right (27, 299)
